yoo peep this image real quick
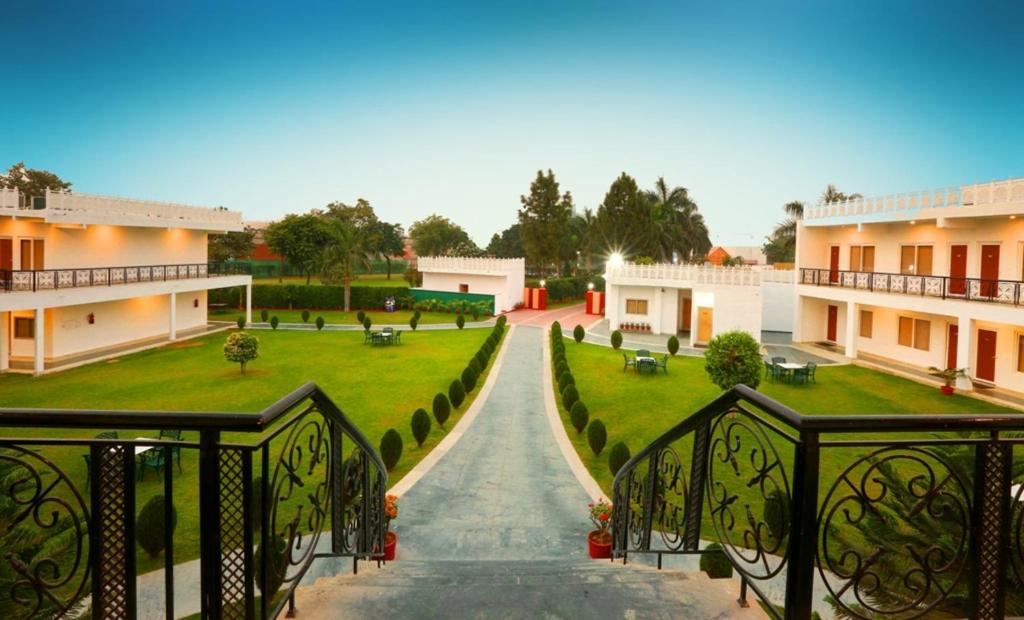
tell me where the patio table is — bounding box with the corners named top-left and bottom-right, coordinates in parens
top-left (134, 437), bottom-right (154, 457)
top-left (635, 356), bottom-right (656, 374)
top-left (776, 363), bottom-right (805, 370)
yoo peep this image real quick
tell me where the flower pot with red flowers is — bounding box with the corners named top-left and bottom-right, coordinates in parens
top-left (587, 498), bottom-right (613, 559)
top-left (375, 494), bottom-right (400, 561)
top-left (928, 366), bottom-right (966, 396)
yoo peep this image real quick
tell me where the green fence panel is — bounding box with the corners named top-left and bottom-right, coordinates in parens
top-left (410, 289), bottom-right (495, 315)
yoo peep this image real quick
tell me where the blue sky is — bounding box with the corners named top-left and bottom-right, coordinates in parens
top-left (2, 1), bottom-right (1022, 247)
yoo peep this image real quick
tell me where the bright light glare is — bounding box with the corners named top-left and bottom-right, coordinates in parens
top-left (587, 282), bottom-right (595, 290)
top-left (608, 252), bottom-right (625, 268)
top-left (540, 279), bottom-right (546, 287)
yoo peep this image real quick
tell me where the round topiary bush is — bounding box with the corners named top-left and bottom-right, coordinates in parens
top-left (224, 332), bottom-right (259, 374)
top-left (136, 495), bottom-right (177, 558)
top-left (256, 535), bottom-right (288, 596)
top-left (411, 408), bottom-right (431, 447)
top-left (270, 316), bottom-right (279, 330)
top-left (357, 310), bottom-right (366, 323)
top-left (608, 441), bottom-right (631, 476)
top-left (561, 384), bottom-right (579, 410)
top-left (315, 316), bottom-right (325, 330)
top-left (700, 542), bottom-right (733, 579)
top-left (610, 330), bottom-right (623, 350)
top-left (260, 309), bottom-right (269, 322)
top-left (432, 393), bottom-right (451, 428)
top-left (301, 310), bottom-right (311, 323)
top-left (555, 359), bottom-right (569, 377)
top-left (362, 316), bottom-right (372, 331)
top-left (551, 320), bottom-right (561, 333)
top-left (587, 419), bottom-right (607, 455)
top-left (469, 357), bottom-right (482, 375)
top-left (236, 316), bottom-right (246, 329)
top-left (414, 309), bottom-right (422, 321)
top-left (570, 400), bottom-right (589, 433)
top-left (449, 379), bottom-right (466, 408)
top-left (410, 316), bottom-right (419, 330)
top-left (461, 366), bottom-right (478, 392)
top-left (667, 335), bottom-right (680, 356)
top-left (475, 350), bottom-right (488, 369)
top-left (573, 324), bottom-right (585, 343)
top-left (763, 487), bottom-right (789, 543)
top-left (558, 371), bottom-right (575, 393)
top-left (456, 314), bottom-right (465, 330)
top-left (380, 429), bottom-right (403, 471)
top-left (704, 330), bottom-right (762, 390)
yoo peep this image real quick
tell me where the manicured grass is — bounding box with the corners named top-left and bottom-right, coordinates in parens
top-left (254, 273), bottom-right (409, 287)
top-left (211, 308), bottom-right (480, 326)
top-left (0, 327), bottom-right (504, 573)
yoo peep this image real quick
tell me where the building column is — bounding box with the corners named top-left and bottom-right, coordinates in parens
top-left (843, 301), bottom-right (858, 359)
top-left (0, 311), bottom-right (8, 372)
top-left (792, 293), bottom-right (804, 342)
top-left (33, 307), bottom-right (44, 376)
top-left (169, 292), bottom-right (177, 341)
top-left (956, 315), bottom-right (973, 390)
top-left (246, 284), bottom-right (253, 325)
top-left (653, 288), bottom-right (663, 335)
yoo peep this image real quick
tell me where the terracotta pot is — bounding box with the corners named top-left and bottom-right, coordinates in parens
top-left (374, 531), bottom-right (398, 561)
top-left (940, 385), bottom-right (955, 396)
top-left (588, 530), bottom-right (612, 559)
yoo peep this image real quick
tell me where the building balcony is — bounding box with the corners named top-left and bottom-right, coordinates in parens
top-left (0, 261), bottom-right (251, 293)
top-left (417, 256), bottom-right (525, 275)
top-left (799, 266), bottom-right (1024, 305)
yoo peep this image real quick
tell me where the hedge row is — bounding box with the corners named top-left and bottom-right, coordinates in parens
top-left (525, 275), bottom-right (606, 302)
top-left (210, 284), bottom-right (413, 311)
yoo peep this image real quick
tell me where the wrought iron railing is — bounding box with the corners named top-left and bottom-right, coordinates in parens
top-left (799, 266), bottom-right (1024, 305)
top-left (0, 262), bottom-right (250, 293)
top-left (0, 382), bottom-right (387, 619)
top-left (612, 385), bottom-right (1024, 619)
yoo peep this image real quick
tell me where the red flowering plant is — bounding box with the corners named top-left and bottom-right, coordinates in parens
top-left (385, 494), bottom-right (399, 530)
top-left (588, 498), bottom-right (613, 544)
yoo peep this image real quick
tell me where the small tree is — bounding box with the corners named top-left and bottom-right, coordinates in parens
top-left (136, 495), bottom-right (177, 558)
top-left (256, 535), bottom-right (288, 597)
top-left (456, 314), bottom-right (465, 329)
top-left (704, 330), bottom-right (762, 390)
top-left (357, 310), bottom-right (366, 323)
top-left (449, 379), bottom-right (466, 408)
top-left (558, 371), bottom-right (575, 393)
top-left (380, 429), bottom-right (403, 471)
top-left (301, 309), bottom-right (311, 323)
top-left (570, 400), bottom-right (589, 433)
top-left (432, 393), bottom-right (451, 428)
top-left (587, 419), bottom-right (607, 455)
top-left (667, 335), bottom-right (680, 356)
top-left (411, 408), bottom-right (431, 447)
top-left (608, 441), bottom-right (631, 476)
top-left (573, 324), bottom-right (585, 343)
top-left (363, 316), bottom-right (373, 331)
top-left (236, 315), bottom-right (246, 329)
top-left (561, 384), bottom-right (579, 410)
top-left (414, 309), bottom-right (422, 321)
top-left (410, 316), bottom-right (419, 331)
top-left (270, 316), bottom-right (279, 330)
top-left (260, 309), bottom-right (269, 322)
top-left (469, 358), bottom-right (482, 375)
top-left (224, 332), bottom-right (259, 374)
top-left (316, 316), bottom-right (325, 330)
top-left (610, 330), bottom-right (623, 350)
top-left (461, 367), bottom-right (478, 392)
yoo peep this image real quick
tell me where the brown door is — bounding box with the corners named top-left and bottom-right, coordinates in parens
top-left (697, 307), bottom-right (713, 343)
top-left (826, 305), bottom-right (838, 342)
top-left (980, 245), bottom-right (999, 298)
top-left (681, 297), bottom-right (692, 331)
top-left (0, 239), bottom-right (11, 271)
top-left (829, 246), bottom-right (840, 283)
top-left (947, 324), bottom-right (958, 369)
top-left (976, 329), bottom-right (997, 382)
top-left (949, 245), bottom-right (967, 295)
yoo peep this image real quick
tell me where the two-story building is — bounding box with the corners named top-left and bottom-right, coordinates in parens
top-left (0, 188), bottom-right (252, 374)
top-left (795, 177), bottom-right (1024, 392)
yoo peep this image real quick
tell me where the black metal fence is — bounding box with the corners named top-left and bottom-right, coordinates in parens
top-left (611, 385), bottom-right (1024, 619)
top-left (0, 382), bottom-right (386, 619)
top-left (0, 262), bottom-right (250, 293)
top-left (800, 267), bottom-right (1024, 305)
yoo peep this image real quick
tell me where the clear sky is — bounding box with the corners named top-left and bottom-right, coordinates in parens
top-left (2, 1), bottom-right (1022, 247)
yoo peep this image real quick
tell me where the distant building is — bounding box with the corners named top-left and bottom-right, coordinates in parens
top-left (245, 221), bottom-right (282, 261)
top-left (417, 256), bottom-right (524, 313)
top-left (706, 246), bottom-right (766, 266)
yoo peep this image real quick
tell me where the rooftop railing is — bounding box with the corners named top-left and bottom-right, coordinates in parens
top-left (606, 263), bottom-right (761, 286)
top-left (799, 266), bottom-right (1024, 305)
top-left (0, 261), bottom-right (250, 293)
top-left (805, 178), bottom-right (1024, 221)
top-left (417, 256), bottom-right (525, 274)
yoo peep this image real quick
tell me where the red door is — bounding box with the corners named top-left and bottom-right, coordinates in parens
top-left (826, 305), bottom-right (838, 342)
top-left (976, 329), bottom-right (997, 382)
top-left (980, 244), bottom-right (1000, 298)
top-left (0, 239), bottom-right (10, 288)
top-left (949, 245), bottom-right (967, 295)
top-left (947, 324), bottom-right (958, 369)
top-left (829, 246), bottom-right (840, 283)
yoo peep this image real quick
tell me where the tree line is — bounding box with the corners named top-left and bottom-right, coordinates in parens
top-left (762, 184), bottom-right (862, 264)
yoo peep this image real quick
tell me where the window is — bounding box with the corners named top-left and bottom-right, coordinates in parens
top-left (859, 310), bottom-right (873, 338)
top-left (849, 246), bottom-right (875, 272)
top-left (1018, 334), bottom-right (1024, 373)
top-left (898, 316), bottom-right (930, 350)
top-left (625, 299), bottom-right (648, 315)
top-left (13, 317), bottom-right (34, 339)
top-left (900, 245), bottom-right (933, 275)
top-left (459, 284), bottom-right (469, 293)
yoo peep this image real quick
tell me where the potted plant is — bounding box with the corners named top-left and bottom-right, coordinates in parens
top-left (587, 498), bottom-right (613, 559)
top-left (928, 367), bottom-right (966, 395)
top-left (376, 494), bottom-right (400, 561)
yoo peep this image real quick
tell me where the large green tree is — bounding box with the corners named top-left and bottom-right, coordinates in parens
top-left (319, 217), bottom-right (370, 311)
top-left (263, 213), bottom-right (333, 284)
top-left (518, 170), bottom-right (573, 276)
top-left (0, 162), bottom-right (72, 203)
top-left (409, 214), bottom-right (477, 256)
top-left (371, 221), bottom-right (405, 279)
top-left (208, 227), bottom-right (257, 262)
top-left (486, 223), bottom-right (524, 258)
top-left (323, 199), bottom-right (404, 279)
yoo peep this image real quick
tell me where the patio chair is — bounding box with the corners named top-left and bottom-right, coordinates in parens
top-left (771, 356), bottom-right (786, 364)
top-left (792, 365), bottom-right (809, 384)
top-left (656, 355), bottom-right (668, 374)
top-left (83, 431), bottom-right (119, 490)
top-left (394, 330), bottom-right (402, 344)
top-left (764, 360), bottom-right (774, 381)
top-left (363, 331), bottom-right (372, 344)
top-left (158, 430), bottom-right (184, 473)
top-left (806, 362), bottom-right (817, 383)
top-left (383, 327), bottom-right (393, 334)
top-left (637, 349), bottom-right (651, 358)
top-left (623, 354), bottom-right (636, 371)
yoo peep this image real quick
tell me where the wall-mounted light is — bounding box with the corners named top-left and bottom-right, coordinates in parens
top-left (587, 282), bottom-right (595, 290)
top-left (194, 298), bottom-right (199, 308)
top-left (87, 313), bottom-right (95, 325)
top-left (1011, 215), bottom-right (1017, 220)
top-left (909, 220), bottom-right (916, 225)
top-left (539, 279), bottom-right (546, 288)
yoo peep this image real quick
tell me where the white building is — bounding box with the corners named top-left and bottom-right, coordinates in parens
top-left (0, 188), bottom-right (252, 374)
top-left (417, 256), bottom-right (525, 313)
top-left (604, 262), bottom-right (763, 345)
top-left (795, 177), bottom-right (1024, 392)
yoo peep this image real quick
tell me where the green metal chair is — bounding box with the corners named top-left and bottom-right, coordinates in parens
top-left (805, 362), bottom-right (817, 383)
top-left (623, 354), bottom-right (636, 371)
top-left (158, 429), bottom-right (183, 473)
top-left (394, 330), bottom-right (402, 344)
top-left (637, 349), bottom-right (651, 358)
top-left (656, 355), bottom-right (668, 374)
top-left (83, 431), bottom-right (119, 490)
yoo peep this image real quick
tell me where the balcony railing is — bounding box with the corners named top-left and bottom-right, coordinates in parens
top-left (613, 385), bottom-right (1024, 619)
top-left (0, 382), bottom-right (387, 619)
top-left (0, 261), bottom-right (250, 293)
top-left (417, 256), bottom-right (525, 274)
top-left (799, 267), bottom-right (1024, 305)
top-left (805, 178), bottom-right (1024, 221)
top-left (606, 263), bottom-right (761, 286)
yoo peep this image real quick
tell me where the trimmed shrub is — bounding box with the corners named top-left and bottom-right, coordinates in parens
top-left (461, 367), bottom-right (478, 392)
top-left (551, 320), bottom-right (561, 333)
top-left (456, 314), bottom-right (465, 329)
top-left (211, 284), bottom-right (412, 313)
top-left (700, 542), bottom-right (733, 579)
top-left (667, 335), bottom-right (680, 356)
top-left (362, 316), bottom-right (373, 331)
top-left (411, 408), bottom-right (431, 447)
top-left (555, 360), bottom-right (569, 377)
top-left (432, 393), bottom-right (451, 428)
top-left (570, 400), bottom-right (589, 433)
top-left (136, 495), bottom-right (177, 558)
top-left (763, 488), bottom-right (789, 543)
top-left (449, 379), bottom-right (466, 408)
top-left (251, 476), bottom-right (264, 531)
top-left (270, 316), bottom-right (279, 330)
top-left (610, 330), bottom-right (623, 350)
top-left (573, 324), bottom-right (585, 343)
top-left (469, 357), bottom-right (482, 375)
top-left (475, 350), bottom-right (488, 370)
top-left (315, 316), bottom-right (325, 330)
top-left (301, 309), bottom-right (311, 323)
top-left (608, 442), bottom-right (631, 476)
top-left (587, 419), bottom-right (607, 455)
top-left (224, 332), bottom-right (259, 374)
top-left (561, 384), bottom-right (579, 410)
top-left (380, 429), bottom-right (403, 471)
top-left (410, 316), bottom-right (418, 330)
top-left (236, 316), bottom-right (246, 329)
top-left (414, 309), bottom-right (422, 321)
top-left (558, 371), bottom-right (575, 393)
top-left (705, 330), bottom-right (762, 390)
top-left (256, 535), bottom-right (288, 596)
top-left (260, 309), bottom-right (269, 322)
top-left (357, 310), bottom-right (366, 323)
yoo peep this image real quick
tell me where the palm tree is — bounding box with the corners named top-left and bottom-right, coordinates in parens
top-left (644, 177), bottom-right (712, 263)
top-left (820, 184), bottom-right (862, 205)
top-left (320, 218), bottom-right (370, 312)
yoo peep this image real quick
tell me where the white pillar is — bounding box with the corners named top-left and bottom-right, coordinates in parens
top-left (652, 288), bottom-right (663, 335)
top-left (844, 301), bottom-right (858, 359)
top-left (246, 284), bottom-right (253, 325)
top-left (792, 295), bottom-right (804, 342)
top-left (0, 311), bottom-right (8, 372)
top-left (689, 296), bottom-right (701, 347)
top-left (169, 292), bottom-right (177, 341)
top-left (956, 316), bottom-right (973, 390)
top-left (33, 307), bottom-right (44, 375)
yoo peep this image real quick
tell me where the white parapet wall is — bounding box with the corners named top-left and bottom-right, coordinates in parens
top-left (759, 267), bottom-right (796, 333)
top-left (417, 256), bottom-right (525, 312)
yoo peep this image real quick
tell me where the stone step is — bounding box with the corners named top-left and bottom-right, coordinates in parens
top-left (294, 559), bottom-right (767, 619)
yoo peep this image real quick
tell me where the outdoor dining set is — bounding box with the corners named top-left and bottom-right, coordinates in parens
top-left (364, 327), bottom-right (402, 346)
top-left (764, 357), bottom-right (817, 385)
top-left (622, 349), bottom-right (669, 375)
top-left (82, 429), bottom-right (184, 487)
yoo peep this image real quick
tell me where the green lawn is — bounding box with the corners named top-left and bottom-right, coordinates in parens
top-left (254, 273), bottom-right (409, 287)
top-left (210, 308), bottom-right (478, 326)
top-left (0, 327), bottom-right (502, 573)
